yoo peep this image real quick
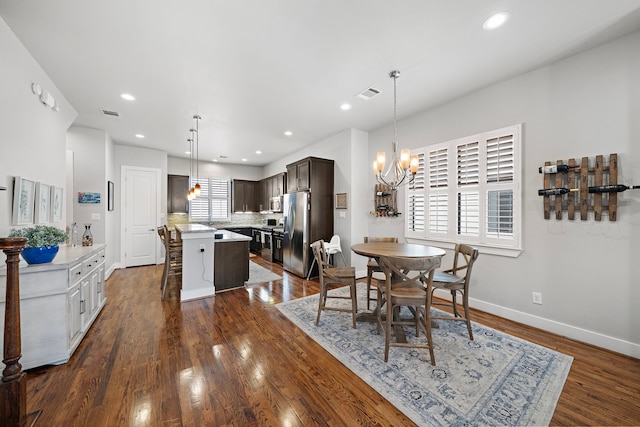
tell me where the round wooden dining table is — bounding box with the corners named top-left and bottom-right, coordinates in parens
top-left (351, 242), bottom-right (446, 331)
top-left (351, 242), bottom-right (445, 260)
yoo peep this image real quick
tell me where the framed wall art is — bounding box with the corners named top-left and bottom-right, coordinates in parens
top-left (51, 186), bottom-right (63, 222)
top-left (12, 176), bottom-right (36, 225)
top-left (34, 182), bottom-right (51, 224)
top-left (335, 192), bottom-right (348, 209)
top-left (78, 192), bottom-right (101, 204)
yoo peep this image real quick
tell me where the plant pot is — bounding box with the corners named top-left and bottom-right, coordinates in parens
top-left (21, 245), bottom-right (59, 264)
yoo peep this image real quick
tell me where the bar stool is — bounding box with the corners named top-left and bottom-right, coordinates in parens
top-left (157, 226), bottom-right (182, 300)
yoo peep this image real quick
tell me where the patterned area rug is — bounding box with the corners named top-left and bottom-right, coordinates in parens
top-left (244, 261), bottom-right (282, 287)
top-left (276, 284), bottom-right (572, 426)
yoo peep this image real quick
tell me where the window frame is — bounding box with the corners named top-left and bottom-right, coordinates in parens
top-left (189, 176), bottom-right (230, 222)
top-left (405, 124), bottom-right (522, 257)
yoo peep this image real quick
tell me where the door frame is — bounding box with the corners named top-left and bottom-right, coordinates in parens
top-left (120, 165), bottom-right (162, 267)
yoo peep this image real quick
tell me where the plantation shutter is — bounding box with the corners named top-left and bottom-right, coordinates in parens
top-left (407, 152), bottom-right (425, 232)
top-left (456, 141), bottom-right (480, 237)
top-left (486, 133), bottom-right (515, 237)
top-left (189, 177), bottom-right (230, 221)
top-left (189, 178), bottom-right (209, 221)
top-left (210, 178), bottom-right (229, 219)
top-left (428, 147), bottom-right (448, 234)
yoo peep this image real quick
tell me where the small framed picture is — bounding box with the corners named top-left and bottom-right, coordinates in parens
top-left (108, 181), bottom-right (114, 211)
top-left (78, 192), bottom-right (101, 204)
top-left (12, 176), bottom-right (36, 225)
top-left (34, 182), bottom-right (51, 224)
top-left (51, 186), bottom-right (64, 222)
top-left (335, 193), bottom-right (347, 209)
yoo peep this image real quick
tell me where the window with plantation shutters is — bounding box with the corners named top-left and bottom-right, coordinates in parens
top-left (189, 177), bottom-right (230, 221)
top-left (406, 124), bottom-right (521, 255)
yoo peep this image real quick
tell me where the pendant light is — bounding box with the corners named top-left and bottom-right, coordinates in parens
top-left (372, 70), bottom-right (419, 190)
top-left (193, 115), bottom-right (202, 196)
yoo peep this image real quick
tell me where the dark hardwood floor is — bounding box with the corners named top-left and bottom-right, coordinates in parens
top-left (24, 257), bottom-right (640, 426)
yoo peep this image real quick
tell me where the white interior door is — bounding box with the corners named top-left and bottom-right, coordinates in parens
top-left (124, 167), bottom-right (159, 267)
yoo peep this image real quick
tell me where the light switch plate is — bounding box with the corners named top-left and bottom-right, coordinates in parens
top-left (91, 213), bottom-right (101, 220)
top-left (339, 211), bottom-right (346, 218)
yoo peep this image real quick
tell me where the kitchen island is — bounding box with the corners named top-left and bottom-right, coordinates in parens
top-left (174, 224), bottom-right (252, 301)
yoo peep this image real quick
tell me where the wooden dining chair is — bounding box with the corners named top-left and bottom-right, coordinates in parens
top-left (364, 237), bottom-right (399, 310)
top-left (430, 243), bottom-right (479, 340)
top-left (311, 240), bottom-right (358, 328)
top-left (157, 226), bottom-right (183, 300)
top-left (376, 255), bottom-right (441, 364)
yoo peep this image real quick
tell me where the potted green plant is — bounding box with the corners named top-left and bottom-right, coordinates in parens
top-left (8, 225), bottom-right (68, 264)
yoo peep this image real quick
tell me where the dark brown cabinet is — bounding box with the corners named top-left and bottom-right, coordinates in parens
top-left (256, 172), bottom-right (287, 212)
top-left (168, 174), bottom-right (189, 213)
top-left (232, 180), bottom-right (258, 212)
top-left (287, 160), bottom-right (310, 191)
top-left (214, 240), bottom-right (250, 292)
top-left (273, 173), bottom-right (286, 197)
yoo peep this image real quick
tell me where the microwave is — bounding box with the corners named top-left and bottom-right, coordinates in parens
top-left (270, 196), bottom-right (282, 212)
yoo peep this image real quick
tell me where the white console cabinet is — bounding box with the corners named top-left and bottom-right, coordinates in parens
top-left (0, 244), bottom-right (107, 369)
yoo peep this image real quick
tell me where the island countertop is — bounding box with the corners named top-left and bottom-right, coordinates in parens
top-left (174, 224), bottom-right (250, 242)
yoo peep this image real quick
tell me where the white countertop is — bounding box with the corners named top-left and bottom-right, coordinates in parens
top-left (175, 223), bottom-right (216, 233)
top-left (213, 230), bottom-right (252, 242)
top-left (0, 243), bottom-right (106, 275)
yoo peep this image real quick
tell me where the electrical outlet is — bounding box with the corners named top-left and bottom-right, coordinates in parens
top-left (200, 244), bottom-right (205, 252)
top-left (532, 292), bottom-right (542, 305)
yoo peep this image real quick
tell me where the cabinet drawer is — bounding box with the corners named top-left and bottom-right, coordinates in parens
top-left (82, 254), bottom-right (98, 275)
top-left (69, 262), bottom-right (83, 286)
top-left (97, 249), bottom-right (106, 264)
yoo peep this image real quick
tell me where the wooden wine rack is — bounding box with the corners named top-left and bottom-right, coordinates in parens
top-left (372, 184), bottom-right (400, 217)
top-left (542, 153), bottom-right (618, 221)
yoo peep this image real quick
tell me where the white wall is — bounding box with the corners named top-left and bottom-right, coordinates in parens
top-left (366, 31), bottom-right (640, 357)
top-left (168, 157), bottom-right (264, 181)
top-left (0, 17), bottom-right (77, 259)
top-left (67, 126), bottom-right (108, 244)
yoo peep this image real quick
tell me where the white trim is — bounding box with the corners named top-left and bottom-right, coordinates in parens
top-left (433, 289), bottom-right (640, 359)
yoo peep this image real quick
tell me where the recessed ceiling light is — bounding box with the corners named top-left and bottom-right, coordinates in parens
top-left (135, 134), bottom-right (145, 138)
top-left (256, 150), bottom-right (262, 154)
top-left (284, 131), bottom-right (293, 136)
top-left (340, 103), bottom-right (351, 110)
top-left (120, 93), bottom-right (135, 101)
top-left (241, 158), bottom-right (247, 162)
top-left (185, 151), bottom-right (191, 155)
top-left (212, 159), bottom-right (218, 162)
top-left (483, 11), bottom-right (509, 30)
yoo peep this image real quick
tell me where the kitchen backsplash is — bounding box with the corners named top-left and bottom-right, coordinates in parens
top-left (167, 212), bottom-right (283, 229)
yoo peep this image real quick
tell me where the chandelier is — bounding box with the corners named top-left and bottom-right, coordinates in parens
top-left (187, 115), bottom-right (202, 200)
top-left (372, 70), bottom-right (419, 190)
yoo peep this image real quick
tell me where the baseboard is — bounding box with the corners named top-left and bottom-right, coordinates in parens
top-left (433, 289), bottom-right (640, 359)
top-left (105, 263), bottom-right (123, 280)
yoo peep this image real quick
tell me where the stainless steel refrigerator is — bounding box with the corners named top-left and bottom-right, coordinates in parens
top-left (283, 191), bottom-right (310, 277)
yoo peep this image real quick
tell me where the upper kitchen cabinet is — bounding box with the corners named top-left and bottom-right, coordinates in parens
top-left (273, 172), bottom-right (286, 197)
top-left (287, 157), bottom-right (333, 193)
top-left (168, 175), bottom-right (189, 213)
top-left (232, 180), bottom-right (258, 212)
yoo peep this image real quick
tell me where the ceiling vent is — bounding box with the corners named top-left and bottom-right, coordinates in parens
top-left (99, 109), bottom-right (120, 118)
top-left (357, 87), bottom-right (381, 100)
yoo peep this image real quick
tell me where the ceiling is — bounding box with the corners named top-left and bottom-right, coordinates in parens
top-left (2, 1), bottom-right (640, 166)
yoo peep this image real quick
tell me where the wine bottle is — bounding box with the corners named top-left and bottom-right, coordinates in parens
top-left (538, 188), bottom-right (579, 196)
top-left (376, 191), bottom-right (391, 197)
top-left (538, 165), bottom-right (579, 174)
top-left (588, 184), bottom-right (640, 194)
